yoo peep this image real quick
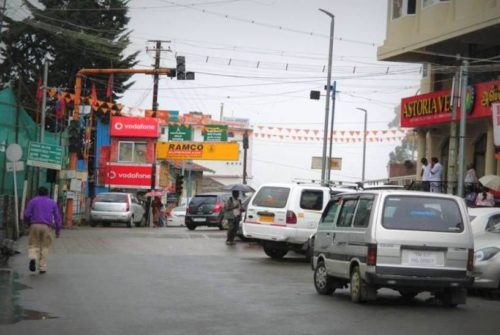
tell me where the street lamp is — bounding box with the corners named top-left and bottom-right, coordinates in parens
top-left (356, 108), bottom-right (368, 183)
top-left (319, 8), bottom-right (334, 185)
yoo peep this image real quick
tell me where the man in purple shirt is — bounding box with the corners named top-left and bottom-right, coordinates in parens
top-left (24, 186), bottom-right (62, 274)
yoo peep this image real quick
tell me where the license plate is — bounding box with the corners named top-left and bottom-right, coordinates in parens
top-left (259, 215), bottom-right (274, 224)
top-left (402, 250), bottom-right (444, 266)
top-left (193, 218), bottom-right (206, 222)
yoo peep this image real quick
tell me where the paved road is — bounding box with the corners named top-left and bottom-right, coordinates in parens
top-left (1, 227), bottom-right (499, 335)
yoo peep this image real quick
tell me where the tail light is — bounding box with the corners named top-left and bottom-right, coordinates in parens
top-left (367, 244), bottom-right (377, 266)
top-left (467, 249), bottom-right (474, 271)
top-left (286, 210), bottom-right (297, 224)
top-left (213, 202), bottom-right (223, 213)
top-left (125, 202), bottom-right (130, 211)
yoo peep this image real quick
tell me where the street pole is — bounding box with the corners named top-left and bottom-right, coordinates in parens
top-left (242, 130), bottom-right (249, 185)
top-left (327, 81), bottom-right (337, 183)
top-left (447, 73), bottom-right (460, 194)
top-left (40, 60), bottom-right (48, 144)
top-left (356, 108), bottom-right (367, 183)
top-left (319, 9), bottom-right (334, 186)
top-left (457, 60), bottom-right (469, 197)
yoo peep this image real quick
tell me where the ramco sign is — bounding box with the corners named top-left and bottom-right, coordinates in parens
top-left (104, 164), bottom-right (153, 189)
top-left (110, 116), bottom-right (159, 138)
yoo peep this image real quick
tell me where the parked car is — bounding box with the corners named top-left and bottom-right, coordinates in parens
top-left (468, 207), bottom-right (500, 235)
top-left (90, 192), bottom-right (145, 228)
top-left (312, 190), bottom-right (474, 306)
top-left (242, 182), bottom-right (354, 259)
top-left (473, 229), bottom-right (500, 291)
top-left (168, 204), bottom-right (187, 227)
top-left (185, 193), bottom-right (231, 230)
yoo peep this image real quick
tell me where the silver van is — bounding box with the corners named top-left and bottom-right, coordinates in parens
top-left (312, 190), bottom-right (474, 307)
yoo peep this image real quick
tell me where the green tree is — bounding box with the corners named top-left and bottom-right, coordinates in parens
top-left (0, 0), bottom-right (138, 117)
top-left (387, 104), bottom-right (415, 163)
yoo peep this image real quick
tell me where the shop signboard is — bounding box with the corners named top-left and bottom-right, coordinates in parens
top-left (492, 103), bottom-right (500, 159)
top-left (103, 164), bottom-right (153, 189)
top-left (156, 141), bottom-right (239, 161)
top-left (168, 125), bottom-right (192, 141)
top-left (311, 156), bottom-right (342, 170)
top-left (203, 125), bottom-right (228, 142)
top-left (26, 142), bottom-right (63, 170)
top-left (110, 116), bottom-right (159, 138)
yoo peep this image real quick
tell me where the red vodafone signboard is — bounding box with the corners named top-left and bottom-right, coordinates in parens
top-left (110, 116), bottom-right (159, 138)
top-left (103, 164), bottom-right (153, 189)
top-left (401, 80), bottom-right (500, 127)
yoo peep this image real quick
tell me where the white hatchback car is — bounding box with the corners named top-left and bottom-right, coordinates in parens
top-left (242, 182), bottom-right (353, 259)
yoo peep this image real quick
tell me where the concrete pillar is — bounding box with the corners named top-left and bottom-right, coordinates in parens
top-left (416, 130), bottom-right (426, 180)
top-left (426, 130), bottom-right (434, 158)
top-left (485, 122), bottom-right (496, 175)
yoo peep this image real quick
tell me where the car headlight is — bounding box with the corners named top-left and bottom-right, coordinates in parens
top-left (475, 247), bottom-right (500, 262)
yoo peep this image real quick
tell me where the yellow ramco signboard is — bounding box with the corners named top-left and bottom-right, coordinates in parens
top-left (157, 141), bottom-right (240, 161)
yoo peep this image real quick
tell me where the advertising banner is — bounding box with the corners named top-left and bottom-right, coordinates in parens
top-left (168, 125), bottom-right (192, 141)
top-left (203, 125), bottom-right (228, 142)
top-left (103, 164), bottom-right (153, 189)
top-left (492, 103), bottom-right (500, 159)
top-left (156, 141), bottom-right (239, 161)
top-left (110, 116), bottom-right (159, 138)
top-left (311, 156), bottom-right (342, 170)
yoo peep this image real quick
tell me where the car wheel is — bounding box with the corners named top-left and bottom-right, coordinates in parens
top-left (350, 265), bottom-right (366, 303)
top-left (439, 289), bottom-right (463, 308)
top-left (186, 223), bottom-right (196, 231)
top-left (217, 224), bottom-right (225, 230)
top-left (314, 261), bottom-right (335, 295)
top-left (102, 222), bottom-right (111, 227)
top-left (89, 220), bottom-right (98, 227)
top-left (263, 245), bottom-right (288, 259)
top-left (399, 290), bottom-right (418, 300)
top-left (127, 217), bottom-right (134, 228)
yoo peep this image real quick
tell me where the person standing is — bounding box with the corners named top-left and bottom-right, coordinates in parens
top-left (420, 157), bottom-right (431, 191)
top-left (23, 186), bottom-right (62, 274)
top-left (151, 196), bottom-right (163, 227)
top-left (429, 157), bottom-right (443, 193)
top-left (475, 187), bottom-right (495, 207)
top-left (224, 190), bottom-right (242, 245)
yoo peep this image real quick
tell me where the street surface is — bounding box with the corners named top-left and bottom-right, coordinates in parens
top-left (1, 227), bottom-right (499, 335)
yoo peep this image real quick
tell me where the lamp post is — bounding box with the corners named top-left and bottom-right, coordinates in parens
top-left (356, 108), bottom-right (368, 183)
top-left (319, 8), bottom-right (334, 185)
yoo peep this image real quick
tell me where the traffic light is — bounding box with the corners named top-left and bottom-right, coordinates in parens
top-left (243, 131), bottom-right (249, 149)
top-left (68, 120), bottom-right (81, 153)
top-left (176, 56), bottom-right (186, 80)
top-left (175, 175), bottom-right (184, 194)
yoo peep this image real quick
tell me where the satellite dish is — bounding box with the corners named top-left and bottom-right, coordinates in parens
top-left (6, 143), bottom-right (22, 162)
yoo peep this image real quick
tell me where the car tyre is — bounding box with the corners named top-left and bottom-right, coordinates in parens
top-left (186, 223), bottom-right (196, 231)
top-left (399, 290), bottom-right (418, 300)
top-left (127, 217), bottom-right (134, 228)
top-left (314, 261), bottom-right (335, 295)
top-left (263, 245), bottom-right (288, 259)
top-left (350, 265), bottom-right (366, 303)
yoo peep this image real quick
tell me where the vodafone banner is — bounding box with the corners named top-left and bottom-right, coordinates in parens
top-left (104, 164), bottom-right (153, 189)
top-left (110, 116), bottom-right (159, 138)
top-left (492, 103), bottom-right (500, 159)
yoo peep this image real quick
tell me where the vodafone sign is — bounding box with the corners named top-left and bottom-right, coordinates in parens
top-left (104, 164), bottom-right (153, 189)
top-left (110, 116), bottom-right (159, 138)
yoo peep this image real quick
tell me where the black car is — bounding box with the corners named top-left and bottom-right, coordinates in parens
top-left (185, 193), bottom-right (231, 230)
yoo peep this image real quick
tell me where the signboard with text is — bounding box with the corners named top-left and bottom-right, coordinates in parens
top-left (103, 164), bottom-right (153, 189)
top-left (156, 141), bottom-right (239, 161)
top-left (203, 125), bottom-right (228, 142)
top-left (110, 116), bottom-right (159, 138)
top-left (311, 156), bottom-right (342, 170)
top-left (492, 103), bottom-right (500, 159)
top-left (26, 142), bottom-right (63, 170)
top-left (168, 125), bottom-right (192, 141)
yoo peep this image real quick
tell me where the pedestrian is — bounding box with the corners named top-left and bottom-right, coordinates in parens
top-left (151, 196), bottom-right (163, 227)
top-left (475, 187), bottom-right (495, 207)
top-left (429, 157), bottom-right (443, 193)
top-left (420, 157), bottom-right (431, 191)
top-left (464, 163), bottom-right (478, 204)
top-left (23, 186), bottom-right (62, 274)
top-left (224, 190), bottom-right (242, 245)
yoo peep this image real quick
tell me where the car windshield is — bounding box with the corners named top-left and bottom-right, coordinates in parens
top-left (382, 195), bottom-right (464, 233)
top-left (95, 193), bottom-right (128, 203)
top-left (252, 186), bottom-right (290, 208)
top-left (190, 196), bottom-right (217, 206)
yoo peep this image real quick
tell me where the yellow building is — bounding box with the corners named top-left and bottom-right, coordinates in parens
top-left (378, 0), bottom-right (500, 192)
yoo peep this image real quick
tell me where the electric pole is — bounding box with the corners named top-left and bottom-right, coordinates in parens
top-left (147, 40), bottom-right (170, 115)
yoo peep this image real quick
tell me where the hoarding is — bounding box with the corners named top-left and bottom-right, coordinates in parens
top-left (157, 141), bottom-right (239, 161)
top-left (311, 156), bottom-right (342, 170)
top-left (110, 116), bottom-right (159, 138)
top-left (203, 125), bottom-right (228, 142)
top-left (103, 164), bottom-right (153, 189)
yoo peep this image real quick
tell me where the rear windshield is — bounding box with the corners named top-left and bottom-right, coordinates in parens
top-left (95, 193), bottom-right (128, 203)
top-left (382, 195), bottom-right (464, 233)
top-left (190, 196), bottom-right (217, 206)
top-left (252, 187), bottom-right (290, 208)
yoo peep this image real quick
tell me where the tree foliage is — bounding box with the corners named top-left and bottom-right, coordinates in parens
top-left (387, 104), bottom-right (416, 163)
top-left (0, 0), bottom-right (138, 116)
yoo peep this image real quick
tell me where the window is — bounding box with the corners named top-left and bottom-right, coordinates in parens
top-left (382, 196), bottom-right (464, 232)
top-left (353, 197), bottom-right (374, 228)
top-left (320, 199), bottom-right (340, 228)
top-left (118, 141), bottom-right (147, 163)
top-left (95, 193), bottom-right (128, 203)
top-left (252, 187), bottom-right (290, 208)
top-left (392, 0), bottom-right (416, 19)
top-left (422, 0), bottom-right (448, 8)
top-left (337, 199), bottom-right (357, 228)
top-left (300, 190), bottom-right (323, 210)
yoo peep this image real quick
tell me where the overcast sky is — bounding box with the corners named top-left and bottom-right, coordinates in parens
top-left (6, 0), bottom-right (423, 187)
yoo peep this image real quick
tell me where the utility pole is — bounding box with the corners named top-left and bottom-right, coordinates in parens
top-left (457, 60), bottom-right (469, 197)
top-left (242, 131), bottom-right (249, 184)
top-left (40, 60), bottom-right (49, 144)
top-left (327, 81), bottom-right (336, 183)
top-left (447, 72), bottom-right (460, 194)
top-left (220, 102), bottom-right (224, 121)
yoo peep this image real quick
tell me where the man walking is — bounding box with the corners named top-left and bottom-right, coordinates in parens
top-left (24, 186), bottom-right (62, 274)
top-left (420, 157), bottom-right (431, 191)
top-left (224, 190), bottom-right (242, 245)
top-left (430, 157), bottom-right (443, 193)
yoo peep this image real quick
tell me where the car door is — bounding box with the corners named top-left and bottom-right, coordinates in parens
top-left (316, 198), bottom-right (341, 274)
top-left (131, 196), bottom-right (145, 223)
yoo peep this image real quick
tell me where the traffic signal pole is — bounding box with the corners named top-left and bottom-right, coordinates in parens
top-left (65, 67), bottom-right (174, 228)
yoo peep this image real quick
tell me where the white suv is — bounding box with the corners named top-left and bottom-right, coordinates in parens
top-left (242, 182), bottom-right (353, 259)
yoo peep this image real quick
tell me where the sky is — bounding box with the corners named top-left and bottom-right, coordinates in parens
top-left (6, 0), bottom-right (423, 187)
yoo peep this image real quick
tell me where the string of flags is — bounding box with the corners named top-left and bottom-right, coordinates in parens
top-left (253, 132), bottom-right (406, 143)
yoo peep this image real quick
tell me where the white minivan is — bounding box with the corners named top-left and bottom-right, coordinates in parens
top-left (242, 182), bottom-right (353, 259)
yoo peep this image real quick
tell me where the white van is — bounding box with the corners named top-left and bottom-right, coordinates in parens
top-left (312, 190), bottom-right (475, 306)
top-left (242, 182), bottom-right (353, 259)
